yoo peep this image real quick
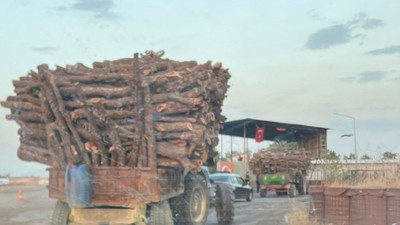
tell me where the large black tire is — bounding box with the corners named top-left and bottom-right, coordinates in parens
top-left (215, 183), bottom-right (235, 225)
top-left (51, 201), bottom-right (70, 225)
top-left (297, 175), bottom-right (307, 195)
top-left (171, 174), bottom-right (209, 225)
top-left (246, 190), bottom-right (253, 202)
top-left (149, 200), bottom-right (173, 225)
top-left (260, 188), bottom-right (267, 197)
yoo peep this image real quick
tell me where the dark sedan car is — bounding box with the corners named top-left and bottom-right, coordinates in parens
top-left (210, 173), bottom-right (253, 201)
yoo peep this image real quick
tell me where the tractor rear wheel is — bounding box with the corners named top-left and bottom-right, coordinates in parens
top-left (171, 174), bottom-right (209, 225)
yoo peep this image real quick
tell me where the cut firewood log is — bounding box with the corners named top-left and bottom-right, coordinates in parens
top-left (157, 157), bottom-right (181, 168)
top-left (18, 144), bottom-right (55, 166)
top-left (154, 122), bottom-right (193, 132)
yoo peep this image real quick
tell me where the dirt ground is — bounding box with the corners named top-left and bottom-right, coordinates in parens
top-left (0, 184), bottom-right (309, 225)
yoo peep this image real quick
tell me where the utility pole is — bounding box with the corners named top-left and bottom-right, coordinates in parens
top-left (334, 113), bottom-right (357, 161)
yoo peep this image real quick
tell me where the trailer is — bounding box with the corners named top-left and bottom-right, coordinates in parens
top-left (259, 172), bottom-right (308, 198)
top-left (2, 51), bottom-right (234, 225)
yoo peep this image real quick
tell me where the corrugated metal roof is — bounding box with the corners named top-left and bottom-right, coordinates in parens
top-left (220, 118), bottom-right (328, 141)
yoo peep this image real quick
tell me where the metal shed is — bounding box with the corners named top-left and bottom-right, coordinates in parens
top-left (219, 118), bottom-right (328, 160)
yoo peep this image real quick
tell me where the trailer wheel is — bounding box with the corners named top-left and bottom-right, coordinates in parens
top-left (171, 174), bottom-right (209, 225)
top-left (215, 183), bottom-right (235, 225)
top-left (260, 188), bottom-right (267, 197)
top-left (288, 184), bottom-right (298, 198)
top-left (297, 175), bottom-right (307, 195)
top-left (51, 200), bottom-right (70, 225)
top-left (148, 200), bottom-right (173, 225)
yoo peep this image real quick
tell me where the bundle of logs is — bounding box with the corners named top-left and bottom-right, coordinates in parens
top-left (1, 51), bottom-right (230, 172)
top-left (249, 148), bottom-right (311, 175)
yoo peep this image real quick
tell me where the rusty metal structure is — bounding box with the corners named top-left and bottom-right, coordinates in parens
top-left (309, 186), bottom-right (400, 225)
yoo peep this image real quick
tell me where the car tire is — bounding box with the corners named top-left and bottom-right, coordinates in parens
top-left (246, 190), bottom-right (253, 202)
top-left (170, 174), bottom-right (209, 225)
top-left (51, 200), bottom-right (70, 225)
top-left (215, 183), bottom-right (235, 225)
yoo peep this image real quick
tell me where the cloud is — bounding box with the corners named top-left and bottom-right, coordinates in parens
top-left (340, 71), bottom-right (387, 83)
top-left (348, 12), bottom-right (385, 30)
top-left (305, 25), bottom-right (352, 50)
top-left (307, 9), bottom-right (321, 21)
top-left (366, 45), bottom-right (400, 55)
top-left (59, 0), bottom-right (119, 20)
top-left (358, 71), bottom-right (386, 83)
top-left (32, 47), bottom-right (57, 53)
top-left (306, 12), bottom-right (384, 50)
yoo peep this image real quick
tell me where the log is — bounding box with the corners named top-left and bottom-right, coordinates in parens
top-left (59, 86), bottom-right (132, 98)
top-left (154, 122), bottom-right (193, 132)
top-left (155, 115), bottom-right (197, 123)
top-left (1, 101), bottom-right (42, 112)
top-left (6, 111), bottom-right (44, 123)
top-left (142, 71), bottom-right (185, 86)
top-left (7, 95), bottom-right (41, 106)
top-left (17, 144), bottom-right (54, 166)
top-left (155, 101), bottom-right (197, 114)
top-left (157, 157), bottom-right (181, 168)
top-left (71, 108), bottom-right (135, 120)
top-left (46, 73), bottom-right (91, 165)
top-left (18, 127), bottom-right (47, 139)
top-left (151, 92), bottom-right (202, 106)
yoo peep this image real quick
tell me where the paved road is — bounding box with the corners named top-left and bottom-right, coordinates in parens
top-left (0, 185), bottom-right (309, 225)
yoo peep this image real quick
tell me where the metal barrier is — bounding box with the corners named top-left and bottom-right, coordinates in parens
top-left (309, 186), bottom-right (400, 225)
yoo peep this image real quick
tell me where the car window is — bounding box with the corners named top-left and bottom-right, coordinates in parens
top-left (230, 176), bottom-right (237, 185)
top-left (210, 176), bottom-right (229, 183)
top-left (236, 177), bottom-right (244, 185)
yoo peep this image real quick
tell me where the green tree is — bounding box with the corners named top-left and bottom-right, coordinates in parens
top-left (326, 150), bottom-right (341, 160)
top-left (360, 153), bottom-right (371, 160)
top-left (267, 141), bottom-right (299, 152)
top-left (382, 152), bottom-right (397, 159)
top-left (343, 153), bottom-right (356, 160)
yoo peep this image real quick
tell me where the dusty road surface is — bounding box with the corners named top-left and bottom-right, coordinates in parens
top-left (0, 185), bottom-right (309, 225)
top-left (207, 192), bottom-right (309, 225)
top-left (0, 184), bottom-right (56, 225)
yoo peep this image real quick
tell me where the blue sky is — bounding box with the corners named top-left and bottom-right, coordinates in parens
top-left (0, 0), bottom-right (399, 176)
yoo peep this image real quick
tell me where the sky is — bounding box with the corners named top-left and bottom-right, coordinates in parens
top-left (0, 0), bottom-right (399, 176)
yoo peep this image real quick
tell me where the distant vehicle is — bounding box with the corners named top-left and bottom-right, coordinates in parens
top-left (210, 173), bottom-right (253, 201)
top-left (0, 177), bottom-right (10, 185)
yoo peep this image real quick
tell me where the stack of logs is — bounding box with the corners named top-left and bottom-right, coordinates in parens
top-left (249, 148), bottom-right (311, 175)
top-left (1, 51), bottom-right (230, 172)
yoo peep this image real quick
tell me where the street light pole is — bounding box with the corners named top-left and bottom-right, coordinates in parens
top-left (334, 113), bottom-right (357, 161)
